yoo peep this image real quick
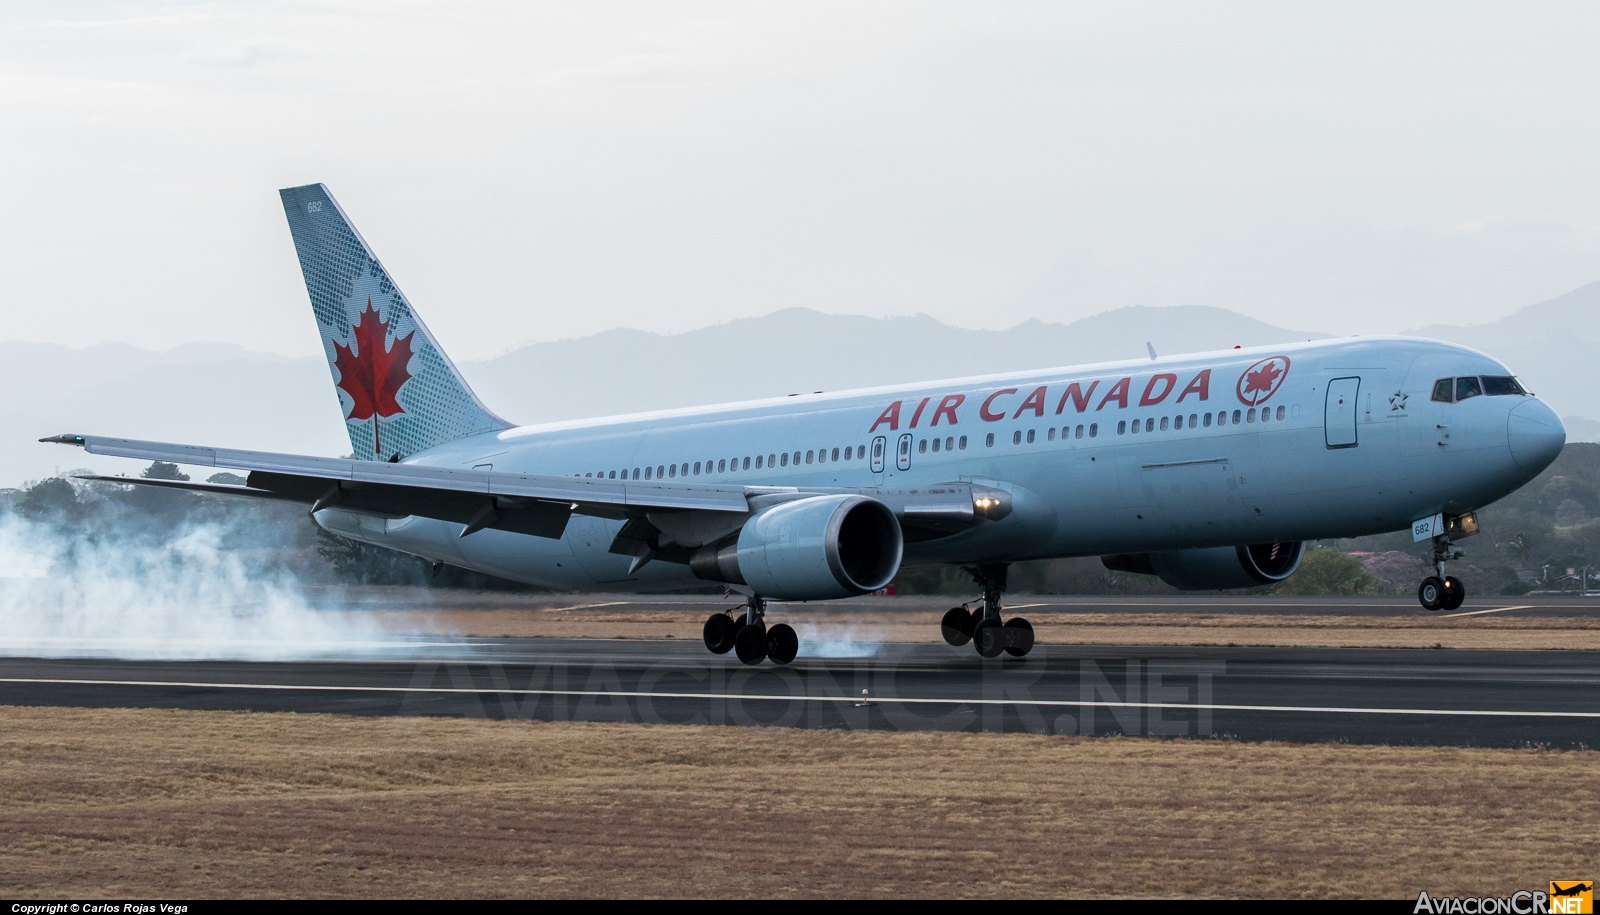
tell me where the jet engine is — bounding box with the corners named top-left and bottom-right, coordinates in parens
top-left (690, 494), bottom-right (904, 600)
top-left (1102, 541), bottom-right (1305, 591)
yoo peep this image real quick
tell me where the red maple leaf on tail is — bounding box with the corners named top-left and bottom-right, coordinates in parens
top-left (1242, 360), bottom-right (1283, 399)
top-left (332, 298), bottom-right (415, 454)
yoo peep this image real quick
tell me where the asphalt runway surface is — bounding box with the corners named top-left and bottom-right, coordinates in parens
top-left (4, 636), bottom-right (1600, 748)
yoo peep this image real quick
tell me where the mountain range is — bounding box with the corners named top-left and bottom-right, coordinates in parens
top-left (4, 285), bottom-right (1597, 487)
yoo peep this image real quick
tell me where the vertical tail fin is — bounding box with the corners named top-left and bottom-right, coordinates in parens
top-left (280, 184), bottom-right (510, 460)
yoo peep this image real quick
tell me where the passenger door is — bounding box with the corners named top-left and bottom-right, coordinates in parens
top-left (1325, 377), bottom-right (1361, 449)
top-left (896, 433), bottom-right (913, 471)
top-left (871, 436), bottom-right (887, 477)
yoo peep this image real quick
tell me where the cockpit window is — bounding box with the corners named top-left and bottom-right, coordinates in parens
top-left (1431, 378), bottom-right (1454, 403)
top-left (1455, 376), bottom-right (1483, 401)
top-left (1481, 376), bottom-right (1526, 396)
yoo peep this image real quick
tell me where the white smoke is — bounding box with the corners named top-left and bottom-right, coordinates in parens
top-left (0, 512), bottom-right (423, 660)
top-left (790, 620), bottom-right (885, 658)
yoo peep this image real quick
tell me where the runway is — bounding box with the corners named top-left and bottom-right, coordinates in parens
top-left (4, 639), bottom-right (1599, 747)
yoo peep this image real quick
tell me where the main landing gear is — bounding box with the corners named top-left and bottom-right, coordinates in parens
top-left (940, 563), bottom-right (1035, 658)
top-left (1418, 535), bottom-right (1466, 612)
top-left (702, 596), bottom-right (798, 666)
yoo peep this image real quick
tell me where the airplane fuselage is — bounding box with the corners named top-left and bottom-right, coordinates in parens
top-left (316, 335), bottom-right (1566, 592)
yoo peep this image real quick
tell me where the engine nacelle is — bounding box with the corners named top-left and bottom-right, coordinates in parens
top-left (690, 495), bottom-right (904, 600)
top-left (1102, 541), bottom-right (1305, 591)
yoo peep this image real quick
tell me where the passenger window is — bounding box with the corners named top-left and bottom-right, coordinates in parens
top-left (770, 453), bottom-right (778, 466)
top-left (779, 453), bottom-right (788, 467)
top-left (1482, 376), bottom-right (1525, 396)
top-left (1246, 408), bottom-right (1255, 423)
top-left (755, 455), bottom-right (763, 469)
top-left (1432, 378), bottom-right (1455, 403)
top-left (1276, 406), bottom-right (1285, 420)
top-left (959, 436), bottom-right (968, 449)
top-left (668, 465), bottom-right (676, 478)
top-left (1012, 430), bottom-right (1022, 444)
top-left (919, 439), bottom-right (928, 453)
top-left (585, 472), bottom-right (592, 478)
top-left (1160, 417), bottom-right (1169, 431)
top-left (1026, 429), bottom-right (1035, 443)
top-left (1203, 413), bottom-right (1212, 427)
top-left (1118, 421), bottom-right (1127, 435)
top-left (694, 462), bottom-right (701, 475)
top-left (1174, 415), bottom-right (1183, 430)
top-left (1231, 410), bottom-right (1241, 424)
top-left (793, 451), bottom-right (801, 465)
top-left (946, 437), bottom-right (954, 452)
top-left (1075, 424), bottom-right (1084, 439)
top-left (1047, 428), bottom-right (1056, 441)
top-left (1456, 376), bottom-right (1482, 401)
top-left (633, 468), bottom-right (641, 480)
top-left (985, 433), bottom-right (995, 447)
top-left (608, 471), bottom-right (616, 479)
top-left (932, 437), bottom-right (942, 451)
top-left (644, 466), bottom-right (652, 480)
top-left (718, 460), bottom-right (726, 473)
top-left (658, 465), bottom-right (665, 478)
top-left (743, 457), bottom-right (751, 470)
top-left (806, 451), bottom-right (814, 464)
top-left (1089, 423), bottom-right (1098, 437)
top-left (1146, 418), bottom-right (1155, 432)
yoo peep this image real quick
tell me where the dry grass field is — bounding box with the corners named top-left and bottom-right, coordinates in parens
top-left (2, 705), bottom-right (1595, 898)
top-left (392, 605), bottom-right (1600, 650)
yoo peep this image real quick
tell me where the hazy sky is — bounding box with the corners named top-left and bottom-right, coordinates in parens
top-left (3, 2), bottom-right (1598, 361)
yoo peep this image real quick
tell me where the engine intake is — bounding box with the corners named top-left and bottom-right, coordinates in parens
top-left (691, 495), bottom-right (904, 600)
top-left (1102, 541), bottom-right (1305, 591)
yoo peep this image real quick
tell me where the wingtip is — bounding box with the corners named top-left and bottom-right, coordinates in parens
top-left (40, 434), bottom-right (85, 445)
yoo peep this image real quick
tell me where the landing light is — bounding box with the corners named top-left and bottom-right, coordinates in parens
top-left (974, 497), bottom-right (1000, 510)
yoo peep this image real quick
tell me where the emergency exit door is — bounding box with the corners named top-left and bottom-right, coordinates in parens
top-left (1325, 377), bottom-right (1361, 449)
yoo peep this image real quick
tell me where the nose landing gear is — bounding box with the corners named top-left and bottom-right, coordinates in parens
top-left (702, 596), bottom-right (798, 665)
top-left (940, 564), bottom-right (1034, 658)
top-left (1418, 536), bottom-right (1466, 612)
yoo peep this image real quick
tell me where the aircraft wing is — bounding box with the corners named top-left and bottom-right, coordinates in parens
top-left (44, 433), bottom-right (751, 540)
top-left (44, 433), bottom-right (1004, 542)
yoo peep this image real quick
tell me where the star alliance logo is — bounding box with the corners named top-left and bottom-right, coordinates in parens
top-left (1390, 389), bottom-right (1409, 412)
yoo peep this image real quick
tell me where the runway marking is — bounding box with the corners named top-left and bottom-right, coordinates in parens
top-left (3, 677), bottom-right (1598, 719)
top-left (1441, 605), bottom-right (1535, 619)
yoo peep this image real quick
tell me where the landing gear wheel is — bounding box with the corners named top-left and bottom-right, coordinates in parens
top-left (734, 622), bottom-right (769, 665)
top-left (973, 619), bottom-right (1006, 659)
top-left (703, 614), bottom-right (739, 654)
top-left (767, 623), bottom-right (799, 665)
top-left (1442, 576), bottom-right (1465, 611)
top-left (1002, 617), bottom-right (1035, 657)
top-left (941, 607), bottom-right (977, 646)
top-left (1418, 576), bottom-right (1446, 612)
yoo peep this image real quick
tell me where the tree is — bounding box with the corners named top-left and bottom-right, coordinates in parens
top-left (19, 477), bottom-right (78, 518)
top-left (1274, 547), bottom-right (1374, 596)
top-left (142, 462), bottom-right (189, 481)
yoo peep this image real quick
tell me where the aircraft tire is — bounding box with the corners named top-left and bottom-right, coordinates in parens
top-left (703, 614), bottom-right (739, 654)
top-left (767, 623), bottom-right (799, 665)
top-left (973, 619), bottom-right (1006, 659)
top-left (1002, 617), bottom-right (1034, 657)
top-left (1418, 576), bottom-right (1446, 612)
top-left (1442, 576), bottom-right (1466, 611)
top-left (734, 623), bottom-right (769, 665)
top-left (941, 607), bottom-right (975, 646)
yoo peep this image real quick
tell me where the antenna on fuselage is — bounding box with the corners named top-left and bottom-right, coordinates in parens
top-left (1146, 342), bottom-right (1158, 360)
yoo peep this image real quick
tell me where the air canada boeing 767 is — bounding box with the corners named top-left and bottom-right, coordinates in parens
top-left (44, 184), bottom-right (1568, 663)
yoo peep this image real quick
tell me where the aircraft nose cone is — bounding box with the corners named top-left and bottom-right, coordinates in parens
top-left (1507, 398), bottom-right (1565, 471)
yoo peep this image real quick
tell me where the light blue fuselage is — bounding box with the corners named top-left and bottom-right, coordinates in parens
top-left (316, 336), bottom-right (1565, 591)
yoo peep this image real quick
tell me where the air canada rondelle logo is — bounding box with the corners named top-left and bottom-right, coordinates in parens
top-left (1236, 355), bottom-right (1290, 407)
